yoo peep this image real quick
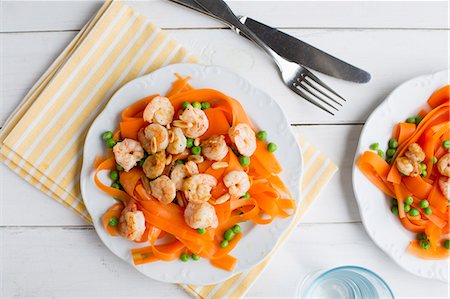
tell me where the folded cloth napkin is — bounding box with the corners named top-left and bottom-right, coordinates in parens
top-left (0, 1), bottom-right (337, 298)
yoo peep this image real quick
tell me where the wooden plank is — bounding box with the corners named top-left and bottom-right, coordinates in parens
top-left (1, 1), bottom-right (448, 32)
top-left (1, 29), bottom-right (448, 125)
top-left (1, 224), bottom-right (448, 298)
top-left (1, 125), bottom-right (360, 226)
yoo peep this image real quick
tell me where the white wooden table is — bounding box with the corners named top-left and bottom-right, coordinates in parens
top-left (1, 1), bottom-right (449, 298)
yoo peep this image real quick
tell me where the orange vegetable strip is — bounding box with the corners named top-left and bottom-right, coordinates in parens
top-left (166, 75), bottom-right (191, 97)
top-left (101, 203), bottom-right (123, 236)
top-left (120, 119), bottom-right (146, 140)
top-left (425, 222), bottom-right (442, 250)
top-left (252, 140), bottom-right (283, 175)
top-left (402, 176), bottom-right (432, 199)
top-left (427, 85), bottom-right (450, 108)
top-left (94, 158), bottom-right (131, 203)
top-left (151, 240), bottom-right (186, 261)
top-left (121, 95), bottom-right (156, 121)
top-left (428, 177), bottom-right (448, 213)
top-left (407, 241), bottom-right (450, 259)
top-left (357, 151), bottom-right (395, 198)
top-left (210, 254), bottom-right (237, 271)
top-left (119, 167), bottom-right (144, 197)
top-left (400, 217), bottom-right (426, 233)
top-left (201, 108), bottom-right (231, 140)
top-left (393, 122), bottom-right (416, 144)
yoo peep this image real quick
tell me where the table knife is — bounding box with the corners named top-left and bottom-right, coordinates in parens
top-left (168, 0), bottom-right (371, 83)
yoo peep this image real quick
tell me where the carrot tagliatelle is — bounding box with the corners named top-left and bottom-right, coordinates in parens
top-left (94, 74), bottom-right (297, 271)
top-left (357, 84), bottom-right (450, 259)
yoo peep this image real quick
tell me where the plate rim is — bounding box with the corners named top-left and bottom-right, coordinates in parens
top-left (351, 69), bottom-right (450, 283)
top-left (80, 63), bottom-right (304, 285)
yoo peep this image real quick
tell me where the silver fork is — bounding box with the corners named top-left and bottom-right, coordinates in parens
top-left (194, 0), bottom-right (345, 115)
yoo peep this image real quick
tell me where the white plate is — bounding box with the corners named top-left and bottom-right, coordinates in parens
top-left (352, 70), bottom-right (450, 283)
top-left (80, 63), bottom-right (303, 285)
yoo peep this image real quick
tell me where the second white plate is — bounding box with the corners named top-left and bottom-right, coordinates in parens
top-left (352, 70), bottom-right (449, 282)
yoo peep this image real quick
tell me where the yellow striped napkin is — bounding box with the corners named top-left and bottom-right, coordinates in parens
top-left (0, 1), bottom-right (337, 298)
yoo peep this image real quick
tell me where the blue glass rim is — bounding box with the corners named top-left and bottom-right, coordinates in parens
top-left (301, 265), bottom-right (395, 298)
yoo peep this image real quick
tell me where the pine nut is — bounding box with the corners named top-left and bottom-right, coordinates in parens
top-left (172, 120), bottom-right (193, 128)
top-left (214, 193), bottom-right (230, 205)
top-left (188, 155), bottom-right (204, 164)
top-left (165, 154), bottom-right (173, 165)
top-left (194, 138), bottom-right (200, 146)
top-left (176, 193), bottom-right (185, 207)
top-left (211, 161), bottom-right (228, 170)
top-left (169, 130), bottom-right (175, 143)
top-left (151, 137), bottom-right (157, 153)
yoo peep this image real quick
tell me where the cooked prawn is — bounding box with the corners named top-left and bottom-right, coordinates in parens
top-left (179, 105), bottom-right (209, 138)
top-left (201, 135), bottom-right (229, 161)
top-left (142, 151), bottom-right (166, 179)
top-left (167, 127), bottom-right (187, 155)
top-left (437, 153), bottom-right (450, 177)
top-left (150, 175), bottom-right (176, 204)
top-left (228, 123), bottom-right (256, 157)
top-left (405, 143), bottom-right (425, 162)
top-left (184, 201), bottom-right (218, 229)
top-left (183, 174), bottom-right (217, 203)
top-left (113, 138), bottom-right (144, 172)
top-left (143, 123), bottom-right (169, 153)
top-left (170, 161), bottom-right (199, 190)
top-left (223, 170), bottom-right (250, 197)
top-left (143, 96), bottom-right (174, 125)
top-left (439, 176), bottom-right (449, 200)
top-left (396, 157), bottom-right (420, 177)
top-left (119, 202), bottom-right (146, 241)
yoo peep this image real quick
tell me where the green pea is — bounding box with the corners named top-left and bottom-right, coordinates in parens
top-left (182, 101), bottom-right (190, 110)
top-left (443, 240), bottom-right (450, 249)
top-left (369, 143), bottom-right (379, 150)
top-left (256, 131), bottom-right (267, 141)
top-left (405, 196), bottom-right (414, 205)
top-left (415, 116), bottom-right (423, 125)
top-left (420, 163), bottom-right (427, 171)
top-left (102, 131), bottom-right (113, 141)
top-left (409, 208), bottom-right (420, 217)
top-left (109, 170), bottom-right (119, 181)
top-left (386, 148), bottom-right (396, 157)
top-left (176, 159), bottom-right (185, 165)
top-left (220, 240), bottom-right (229, 248)
top-left (232, 224), bottom-right (241, 234)
top-left (180, 253), bottom-right (190, 262)
top-left (192, 102), bottom-right (202, 109)
top-left (111, 182), bottom-right (121, 189)
top-left (241, 192), bottom-right (250, 199)
top-left (404, 204), bottom-right (411, 213)
top-left (224, 229), bottom-right (235, 241)
top-left (186, 138), bottom-right (194, 148)
top-left (406, 117), bottom-right (416, 124)
top-left (419, 200), bottom-right (429, 208)
top-left (416, 232), bottom-right (427, 240)
top-left (432, 156), bottom-right (437, 164)
top-left (191, 253), bottom-right (200, 261)
top-left (386, 157), bottom-right (394, 164)
top-left (267, 142), bottom-right (277, 153)
top-left (420, 169), bottom-right (427, 177)
top-left (116, 164), bottom-right (124, 171)
top-left (443, 140), bottom-right (450, 149)
top-left (191, 146), bottom-right (201, 155)
top-left (201, 102), bottom-right (211, 110)
top-left (108, 216), bottom-right (119, 227)
top-left (388, 138), bottom-right (398, 149)
top-left (392, 199), bottom-right (398, 206)
top-left (424, 207), bottom-right (432, 215)
top-left (419, 239), bottom-right (431, 250)
top-left (377, 150), bottom-right (384, 158)
top-left (106, 138), bottom-right (116, 148)
top-left (391, 206), bottom-right (399, 216)
top-left (239, 156), bottom-right (250, 167)
top-left (197, 228), bottom-right (206, 234)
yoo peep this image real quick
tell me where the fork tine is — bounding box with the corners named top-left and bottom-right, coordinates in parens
top-left (304, 71), bottom-right (346, 102)
top-left (298, 81), bottom-right (340, 111)
top-left (289, 84), bottom-right (335, 115)
top-left (301, 78), bottom-right (343, 107)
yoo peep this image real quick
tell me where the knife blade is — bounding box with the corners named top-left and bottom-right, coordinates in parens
top-left (168, 0), bottom-right (371, 83)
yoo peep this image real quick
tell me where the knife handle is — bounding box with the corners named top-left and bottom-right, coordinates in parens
top-left (194, 0), bottom-right (282, 63)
